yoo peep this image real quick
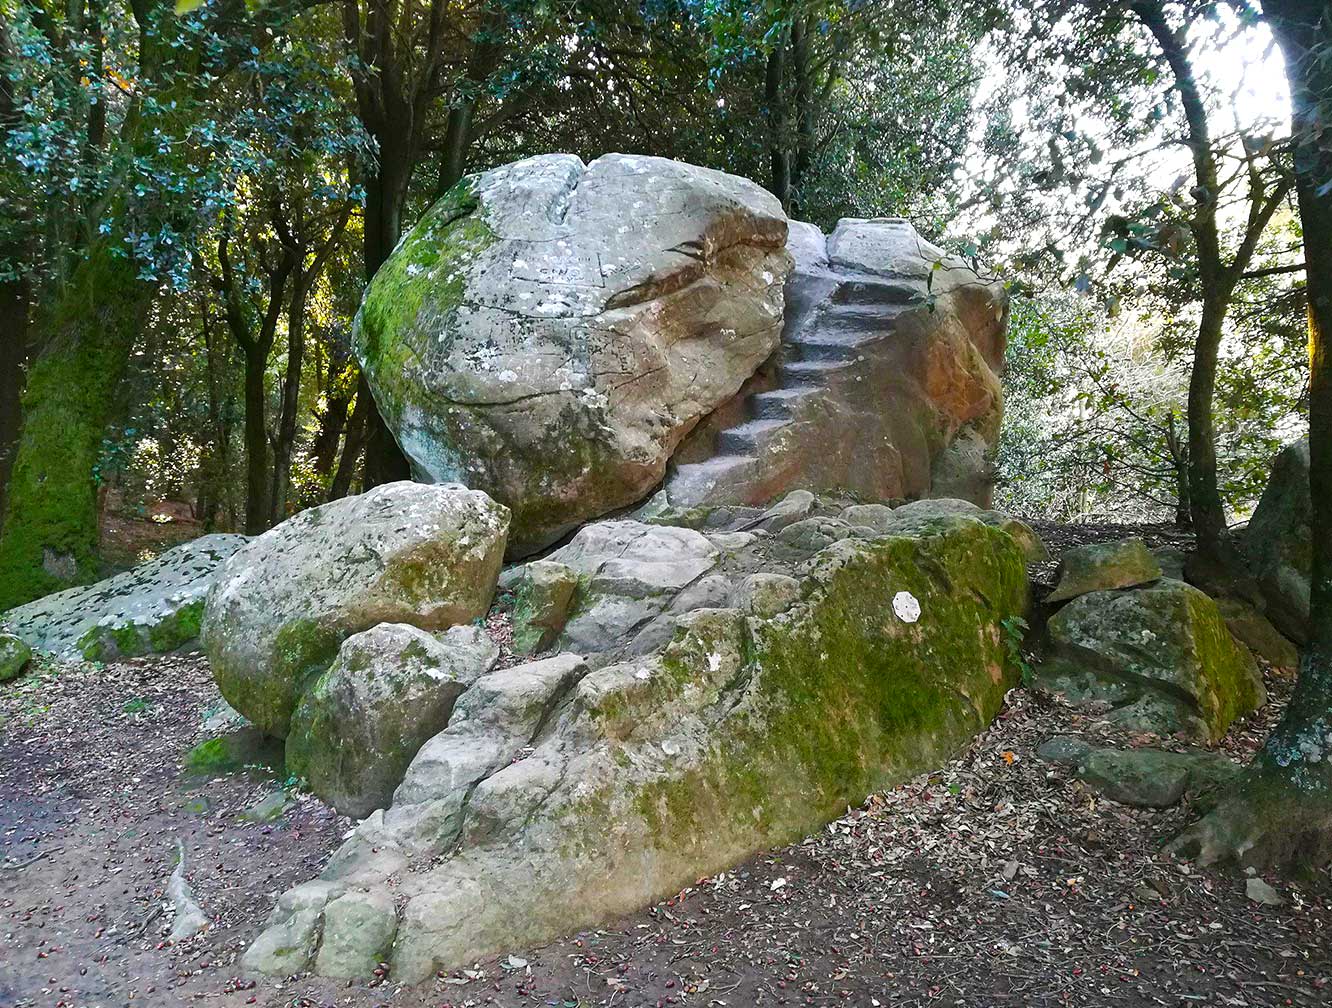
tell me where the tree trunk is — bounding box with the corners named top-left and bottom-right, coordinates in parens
top-left (1173, 0), bottom-right (1332, 869)
top-left (330, 384), bottom-right (371, 500)
top-left (0, 247), bottom-right (150, 607)
top-left (1185, 295), bottom-right (1229, 549)
top-left (0, 276), bottom-right (27, 523)
top-left (270, 278), bottom-right (310, 525)
top-left (789, 16), bottom-right (815, 217)
top-left (360, 138), bottom-right (413, 488)
top-left (241, 342), bottom-right (270, 535)
top-left (764, 33), bottom-right (790, 211)
top-left (311, 389), bottom-right (352, 479)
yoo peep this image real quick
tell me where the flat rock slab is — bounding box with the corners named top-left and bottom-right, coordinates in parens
top-left (1046, 537), bottom-right (1161, 604)
top-left (0, 534), bottom-right (248, 661)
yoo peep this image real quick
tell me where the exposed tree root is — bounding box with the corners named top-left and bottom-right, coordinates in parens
top-left (1169, 775), bottom-right (1332, 873)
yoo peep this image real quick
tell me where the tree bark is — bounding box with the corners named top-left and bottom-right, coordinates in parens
top-left (1173, 0), bottom-right (1332, 869)
top-left (764, 31), bottom-right (790, 211)
top-left (330, 384), bottom-right (371, 500)
top-left (0, 246), bottom-right (149, 607)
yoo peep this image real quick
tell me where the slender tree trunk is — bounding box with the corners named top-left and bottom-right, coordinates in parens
top-left (330, 385), bottom-right (371, 500)
top-left (1185, 295), bottom-right (1229, 548)
top-left (789, 16), bottom-right (814, 217)
top-left (1176, 0), bottom-right (1332, 869)
top-left (270, 279), bottom-right (310, 524)
top-left (764, 36), bottom-right (790, 211)
top-left (0, 276), bottom-right (27, 523)
top-left (241, 344), bottom-right (270, 534)
top-left (311, 388), bottom-right (352, 478)
top-left (360, 140), bottom-right (413, 487)
top-left (0, 246), bottom-right (150, 607)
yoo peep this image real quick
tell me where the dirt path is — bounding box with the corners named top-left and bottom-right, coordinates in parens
top-left (3, 650), bottom-right (1329, 1008)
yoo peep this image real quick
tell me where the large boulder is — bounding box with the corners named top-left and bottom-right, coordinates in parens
top-left (0, 534), bottom-right (247, 661)
top-left (0, 633), bottom-right (31, 682)
top-left (286, 623), bottom-right (501, 817)
top-left (202, 482), bottom-right (508, 737)
top-left (1046, 537), bottom-right (1162, 604)
top-left (1042, 579), bottom-right (1265, 742)
top-left (1245, 437), bottom-right (1311, 642)
top-left (664, 217), bottom-right (1008, 509)
top-left (355, 153), bottom-right (791, 556)
top-left (246, 508), bottom-right (1029, 979)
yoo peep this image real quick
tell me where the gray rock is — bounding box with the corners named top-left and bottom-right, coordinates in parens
top-left (0, 534), bottom-right (247, 661)
top-left (314, 890), bottom-right (397, 978)
top-left (0, 633), bottom-right (32, 682)
top-left (510, 561), bottom-right (580, 655)
top-left (355, 153), bottom-right (791, 556)
top-left (203, 482), bottom-right (508, 737)
top-left (242, 790), bottom-right (295, 823)
top-left (286, 624), bottom-right (501, 818)
top-left (541, 521), bottom-right (719, 655)
top-left (1246, 877), bottom-right (1286, 906)
top-left (1035, 735), bottom-right (1091, 767)
top-left (1245, 437), bottom-right (1310, 642)
top-left (246, 512), bottom-right (1029, 981)
top-left (1047, 579), bottom-right (1265, 741)
top-left (731, 573), bottom-right (802, 618)
top-left (1046, 538), bottom-right (1161, 604)
top-left (242, 880), bottom-right (343, 976)
top-left (752, 490), bottom-right (816, 532)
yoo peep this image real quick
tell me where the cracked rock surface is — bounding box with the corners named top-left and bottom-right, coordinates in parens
top-left (354, 153), bottom-right (791, 556)
top-left (245, 497), bottom-right (1032, 981)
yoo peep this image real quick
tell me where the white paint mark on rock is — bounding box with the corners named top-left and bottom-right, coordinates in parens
top-left (892, 590), bottom-right (921, 624)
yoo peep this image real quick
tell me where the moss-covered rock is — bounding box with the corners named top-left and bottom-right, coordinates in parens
top-left (1046, 537), bottom-right (1161, 604)
top-left (286, 624), bottom-right (499, 818)
top-left (202, 482), bottom-right (508, 737)
top-left (353, 154), bottom-right (791, 556)
top-left (0, 633), bottom-right (32, 682)
top-left (509, 561), bottom-right (579, 656)
top-left (247, 512), bottom-right (1028, 980)
top-left (1045, 579), bottom-right (1265, 741)
top-left (1, 534), bottom-right (246, 661)
top-left (1244, 437), bottom-right (1312, 643)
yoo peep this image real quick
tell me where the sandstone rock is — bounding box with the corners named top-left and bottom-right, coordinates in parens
top-left (1036, 740), bottom-right (1241, 809)
top-left (0, 633), bottom-right (31, 682)
top-left (665, 217), bottom-right (1007, 509)
top-left (355, 153), bottom-right (790, 556)
top-left (202, 482), bottom-right (508, 737)
top-left (286, 624), bottom-right (501, 817)
top-left (510, 561), bottom-right (580, 655)
top-left (1245, 437), bottom-right (1311, 642)
top-left (731, 573), bottom-right (802, 617)
top-left (1046, 579), bottom-right (1265, 742)
top-left (1215, 596), bottom-right (1299, 670)
top-left (1046, 538), bottom-right (1161, 604)
top-left (535, 521), bottom-right (720, 656)
top-left (0, 534), bottom-right (246, 661)
top-left (246, 510), bottom-right (1028, 980)
top-left (314, 890), bottom-right (397, 978)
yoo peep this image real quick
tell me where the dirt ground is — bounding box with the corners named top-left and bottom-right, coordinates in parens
top-left (3, 524), bottom-right (1331, 1008)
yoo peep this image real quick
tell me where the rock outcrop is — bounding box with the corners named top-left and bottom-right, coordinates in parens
top-left (664, 217), bottom-right (1007, 509)
top-left (0, 534), bottom-right (247, 661)
top-left (202, 482), bottom-right (508, 737)
top-left (285, 623), bottom-right (501, 817)
top-left (245, 501), bottom-right (1030, 980)
top-left (1245, 436), bottom-right (1311, 643)
top-left (355, 153), bottom-right (791, 556)
top-left (1046, 538), bottom-right (1161, 604)
top-left (0, 632), bottom-right (31, 681)
top-left (1040, 579), bottom-right (1265, 742)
